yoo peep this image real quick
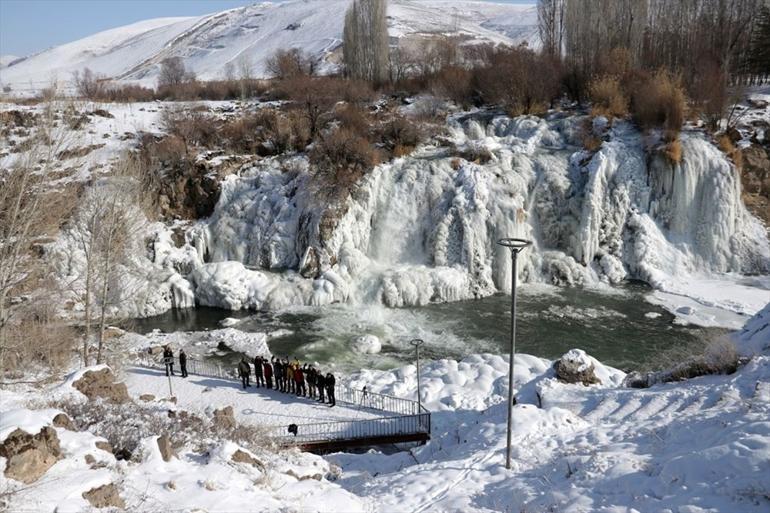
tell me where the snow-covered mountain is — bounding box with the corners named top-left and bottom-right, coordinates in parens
top-left (0, 55), bottom-right (19, 68)
top-left (0, 0), bottom-right (537, 91)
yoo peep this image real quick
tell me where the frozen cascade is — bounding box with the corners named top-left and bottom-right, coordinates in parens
top-left (144, 114), bottom-right (768, 317)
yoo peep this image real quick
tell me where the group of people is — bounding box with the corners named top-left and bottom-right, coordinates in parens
top-left (163, 346), bottom-right (188, 378)
top-left (160, 346), bottom-right (337, 407)
top-left (238, 356), bottom-right (337, 407)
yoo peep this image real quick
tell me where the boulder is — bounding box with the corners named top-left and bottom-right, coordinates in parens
top-left (52, 413), bottom-right (76, 431)
top-left (212, 406), bottom-right (236, 430)
top-left (231, 449), bottom-right (264, 470)
top-left (139, 394), bottom-right (155, 402)
top-left (157, 435), bottom-right (176, 462)
top-left (554, 349), bottom-right (601, 386)
top-left (82, 483), bottom-right (125, 509)
top-left (0, 426), bottom-right (62, 484)
top-left (95, 441), bottom-right (113, 453)
top-left (72, 368), bottom-right (129, 403)
top-left (84, 454), bottom-right (96, 465)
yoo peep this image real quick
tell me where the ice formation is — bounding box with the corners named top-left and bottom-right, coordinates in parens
top-left (54, 113), bottom-right (770, 323)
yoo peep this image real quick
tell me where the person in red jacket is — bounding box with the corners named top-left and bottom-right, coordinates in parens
top-left (294, 365), bottom-right (305, 396)
top-left (263, 359), bottom-right (273, 389)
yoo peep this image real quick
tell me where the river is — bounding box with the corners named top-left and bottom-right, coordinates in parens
top-left (130, 282), bottom-right (725, 373)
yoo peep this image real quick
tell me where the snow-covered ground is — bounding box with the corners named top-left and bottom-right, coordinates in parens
top-left (2, 306), bottom-right (768, 512)
top-left (0, 0), bottom-right (537, 93)
top-left (124, 366), bottom-right (389, 428)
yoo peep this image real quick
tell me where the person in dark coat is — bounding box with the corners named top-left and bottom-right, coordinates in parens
top-left (295, 365), bottom-right (305, 396)
top-left (179, 349), bottom-right (188, 378)
top-left (273, 357), bottom-right (284, 392)
top-left (264, 359), bottom-right (273, 389)
top-left (326, 372), bottom-right (336, 407)
top-left (163, 346), bottom-right (175, 376)
top-left (316, 372), bottom-right (325, 403)
top-left (305, 365), bottom-right (316, 399)
top-left (254, 356), bottom-right (264, 387)
top-left (238, 357), bottom-right (251, 389)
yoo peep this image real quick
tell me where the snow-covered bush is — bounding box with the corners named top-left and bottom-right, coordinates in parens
top-left (50, 397), bottom-right (279, 461)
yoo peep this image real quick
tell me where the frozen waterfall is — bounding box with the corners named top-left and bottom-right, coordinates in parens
top-left (148, 114), bottom-right (769, 319)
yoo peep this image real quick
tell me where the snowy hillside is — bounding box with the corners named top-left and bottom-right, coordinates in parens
top-left (0, 0), bottom-right (537, 92)
top-left (0, 55), bottom-right (19, 68)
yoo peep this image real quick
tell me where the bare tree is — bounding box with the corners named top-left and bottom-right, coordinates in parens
top-left (73, 67), bottom-right (107, 99)
top-left (223, 62), bottom-right (237, 82)
top-left (0, 92), bottom-right (78, 371)
top-left (59, 155), bottom-right (149, 365)
top-left (158, 57), bottom-right (194, 88)
top-left (343, 0), bottom-right (390, 84)
top-left (265, 48), bottom-right (313, 80)
top-left (538, 0), bottom-right (566, 58)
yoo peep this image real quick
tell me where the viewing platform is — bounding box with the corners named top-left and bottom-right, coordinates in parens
top-left (129, 356), bottom-right (431, 453)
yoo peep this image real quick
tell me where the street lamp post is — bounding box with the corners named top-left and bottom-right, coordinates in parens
top-left (496, 238), bottom-right (532, 470)
top-left (410, 338), bottom-right (424, 413)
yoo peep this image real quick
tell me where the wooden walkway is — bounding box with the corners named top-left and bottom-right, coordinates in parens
top-left (139, 355), bottom-right (431, 452)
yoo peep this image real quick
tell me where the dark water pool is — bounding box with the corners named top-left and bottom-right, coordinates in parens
top-left (130, 283), bottom-right (724, 372)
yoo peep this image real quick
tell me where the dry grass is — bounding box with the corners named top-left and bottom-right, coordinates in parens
top-left (663, 136), bottom-right (682, 165)
top-left (631, 70), bottom-right (686, 133)
top-left (589, 75), bottom-right (628, 119)
top-left (627, 333), bottom-right (739, 387)
top-left (717, 134), bottom-right (743, 170)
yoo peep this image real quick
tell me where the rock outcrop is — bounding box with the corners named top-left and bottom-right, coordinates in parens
top-left (82, 483), bottom-right (125, 509)
top-left (212, 406), bottom-right (236, 430)
top-left (157, 435), bottom-right (176, 462)
top-left (554, 349), bottom-right (601, 386)
top-left (231, 449), bottom-right (264, 470)
top-left (0, 426), bottom-right (62, 484)
top-left (72, 368), bottom-right (130, 403)
top-left (52, 413), bottom-right (76, 431)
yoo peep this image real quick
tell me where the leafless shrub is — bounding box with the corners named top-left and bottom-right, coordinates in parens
top-left (376, 115), bottom-right (423, 157)
top-left (475, 47), bottom-right (562, 115)
top-left (73, 68), bottom-right (107, 100)
top-left (265, 48), bottom-right (314, 80)
top-left (310, 127), bottom-right (380, 198)
top-left (431, 66), bottom-right (474, 108)
top-left (0, 98), bottom-right (78, 374)
top-left (51, 398), bottom-right (280, 462)
top-left (625, 333), bottom-right (739, 388)
top-left (161, 108), bottom-right (219, 151)
top-left (630, 70), bottom-right (686, 133)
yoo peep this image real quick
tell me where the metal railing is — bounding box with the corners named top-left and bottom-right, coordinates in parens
top-left (137, 353), bottom-right (431, 447)
top-left (268, 412), bottom-right (432, 443)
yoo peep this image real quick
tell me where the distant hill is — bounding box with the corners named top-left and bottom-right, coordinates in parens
top-left (0, 0), bottom-right (537, 92)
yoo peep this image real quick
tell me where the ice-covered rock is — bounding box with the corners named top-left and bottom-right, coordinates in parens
top-left (554, 349), bottom-right (601, 385)
top-left (0, 411), bottom-right (63, 484)
top-left (351, 335), bottom-right (382, 354)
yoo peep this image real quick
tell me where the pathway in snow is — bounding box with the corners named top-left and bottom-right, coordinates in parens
top-left (124, 367), bottom-right (391, 429)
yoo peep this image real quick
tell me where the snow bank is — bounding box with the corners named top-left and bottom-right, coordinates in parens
top-left (120, 328), bottom-right (273, 359)
top-left (734, 301), bottom-right (770, 355)
top-left (0, 408), bottom-right (61, 441)
top-left (332, 350), bottom-right (770, 513)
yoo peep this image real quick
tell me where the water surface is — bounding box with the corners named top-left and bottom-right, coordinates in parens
top-left (131, 283), bottom-right (724, 372)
